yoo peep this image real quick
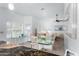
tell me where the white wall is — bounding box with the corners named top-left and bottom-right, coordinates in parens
top-left (37, 18), bottom-right (56, 33)
top-left (0, 8), bottom-right (33, 42)
top-left (0, 3), bottom-right (64, 43)
top-left (0, 9), bottom-right (7, 41)
top-left (64, 3), bottom-right (79, 55)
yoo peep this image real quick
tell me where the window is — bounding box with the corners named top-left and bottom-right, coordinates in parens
top-left (6, 22), bottom-right (32, 43)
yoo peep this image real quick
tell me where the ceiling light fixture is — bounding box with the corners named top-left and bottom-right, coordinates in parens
top-left (8, 3), bottom-right (14, 10)
top-left (40, 8), bottom-right (45, 10)
top-left (40, 8), bottom-right (48, 16)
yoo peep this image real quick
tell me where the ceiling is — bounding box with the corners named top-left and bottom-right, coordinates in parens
top-left (0, 3), bottom-right (65, 19)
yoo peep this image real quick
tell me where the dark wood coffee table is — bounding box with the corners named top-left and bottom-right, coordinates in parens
top-left (0, 46), bottom-right (58, 56)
